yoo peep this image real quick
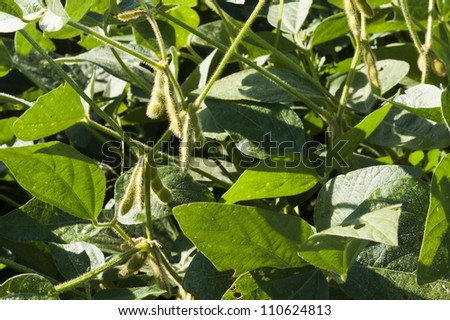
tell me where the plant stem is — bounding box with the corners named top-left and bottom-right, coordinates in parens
top-left (67, 20), bottom-right (163, 72)
top-left (146, 12), bottom-right (167, 62)
top-left (423, 0), bottom-right (435, 83)
top-left (20, 30), bottom-right (145, 156)
top-left (110, 48), bottom-right (152, 96)
top-left (54, 241), bottom-right (149, 293)
top-left (0, 194), bottom-right (21, 208)
top-left (274, 0), bottom-right (285, 49)
top-left (193, 0), bottom-right (266, 110)
top-left (398, 0), bottom-right (430, 83)
top-left (0, 93), bottom-right (33, 109)
top-left (337, 37), bottom-right (362, 122)
top-left (143, 155), bottom-right (154, 241)
top-left (156, 8), bottom-right (332, 121)
top-left (112, 224), bottom-right (131, 241)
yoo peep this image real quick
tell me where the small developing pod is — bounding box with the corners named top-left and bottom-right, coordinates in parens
top-left (147, 156), bottom-right (173, 204)
top-left (146, 70), bottom-right (166, 119)
top-left (363, 43), bottom-right (381, 96)
top-left (353, 0), bottom-right (375, 18)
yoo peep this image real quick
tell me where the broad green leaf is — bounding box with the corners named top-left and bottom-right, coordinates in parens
top-left (56, 45), bottom-right (154, 88)
top-left (325, 103), bottom-right (391, 175)
top-left (198, 68), bottom-right (327, 104)
top-left (205, 100), bottom-right (306, 159)
top-left (319, 204), bottom-right (402, 246)
top-left (15, 23), bottom-right (56, 56)
top-left (442, 85), bottom-right (450, 130)
top-left (251, 266), bottom-right (329, 300)
top-left (310, 13), bottom-right (349, 47)
top-left (0, 0), bottom-right (24, 18)
top-left (299, 237), bottom-right (369, 282)
top-left (0, 12), bottom-right (27, 33)
top-left (49, 242), bottom-right (104, 279)
top-left (267, 0), bottom-right (313, 34)
top-left (174, 203), bottom-right (314, 276)
top-left (418, 154), bottom-right (450, 284)
top-left (183, 253), bottom-right (235, 300)
top-left (223, 272), bottom-right (271, 300)
top-left (165, 6), bottom-right (200, 48)
top-left (0, 274), bottom-right (58, 300)
top-left (0, 142), bottom-right (106, 220)
top-left (367, 106), bottom-right (450, 150)
top-left (340, 188), bottom-right (450, 299)
top-left (391, 84), bottom-right (444, 124)
top-left (330, 60), bottom-right (409, 114)
top-left (0, 198), bottom-right (99, 243)
top-left (0, 117), bottom-right (17, 144)
top-left (315, 165), bottom-right (421, 231)
top-left (0, 39), bottom-right (13, 77)
top-left (327, 0), bottom-right (390, 9)
top-left (190, 20), bottom-right (231, 49)
top-left (222, 160), bottom-right (318, 203)
top-left (13, 83), bottom-right (85, 141)
top-left (39, 0), bottom-right (70, 32)
top-left (93, 286), bottom-right (166, 300)
top-left (45, 0), bottom-right (96, 39)
top-left (162, 0), bottom-right (197, 6)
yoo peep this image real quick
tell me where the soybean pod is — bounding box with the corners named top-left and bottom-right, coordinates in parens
top-left (146, 155), bottom-right (173, 204)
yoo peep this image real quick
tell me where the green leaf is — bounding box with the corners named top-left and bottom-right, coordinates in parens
top-left (315, 165), bottom-right (421, 231)
top-left (183, 253), bottom-right (235, 300)
top-left (0, 117), bottom-right (17, 144)
top-left (39, 0), bottom-right (70, 32)
top-left (418, 154), bottom-right (450, 284)
top-left (330, 59), bottom-right (409, 114)
top-left (0, 142), bottom-right (106, 220)
top-left (205, 100), bottom-right (306, 159)
top-left (442, 85), bottom-right (450, 130)
top-left (0, 39), bottom-right (13, 77)
top-left (197, 68), bottom-right (327, 104)
top-left (0, 274), bottom-right (58, 300)
top-left (309, 13), bottom-right (349, 47)
top-left (165, 6), bottom-right (200, 48)
top-left (325, 103), bottom-right (391, 175)
top-left (49, 242), bottom-right (104, 279)
top-left (251, 266), bottom-right (329, 299)
top-left (223, 272), bottom-right (271, 300)
top-left (267, 0), bottom-right (313, 34)
top-left (340, 187), bottom-right (450, 299)
top-left (222, 160), bottom-right (318, 203)
top-left (0, 0), bottom-right (23, 18)
top-left (173, 203), bottom-right (314, 276)
top-left (299, 237), bottom-right (369, 282)
top-left (56, 45), bottom-right (153, 88)
top-left (15, 23), bottom-right (56, 56)
top-left (319, 204), bottom-right (402, 246)
top-left (13, 83), bottom-right (85, 141)
top-left (93, 286), bottom-right (166, 300)
top-left (0, 13), bottom-right (27, 33)
top-left (367, 106), bottom-right (450, 150)
top-left (391, 84), bottom-right (445, 124)
top-left (0, 198), bottom-right (100, 243)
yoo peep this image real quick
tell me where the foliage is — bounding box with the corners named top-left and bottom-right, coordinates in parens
top-left (0, 0), bottom-right (449, 300)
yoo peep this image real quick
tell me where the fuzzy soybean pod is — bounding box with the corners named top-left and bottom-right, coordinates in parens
top-left (161, 72), bottom-right (182, 138)
top-left (431, 57), bottom-right (447, 77)
top-left (353, 0), bottom-right (375, 18)
top-left (117, 163), bottom-right (145, 218)
top-left (146, 70), bottom-right (166, 119)
top-left (363, 43), bottom-right (381, 96)
top-left (344, 0), bottom-right (360, 37)
top-left (118, 251), bottom-right (148, 278)
top-left (147, 156), bottom-right (173, 204)
top-left (180, 113), bottom-right (194, 172)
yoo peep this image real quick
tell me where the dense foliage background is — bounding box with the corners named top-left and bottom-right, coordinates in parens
top-left (0, 0), bottom-right (449, 300)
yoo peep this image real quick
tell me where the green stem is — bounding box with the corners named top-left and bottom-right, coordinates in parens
top-left (274, 0), bottom-right (285, 49)
top-left (20, 30), bottom-right (145, 156)
top-left (67, 20), bottom-right (162, 72)
top-left (157, 8), bottom-right (332, 121)
top-left (112, 224), bottom-right (131, 241)
top-left (146, 13), bottom-right (167, 62)
top-left (398, 0), bottom-right (430, 83)
top-left (193, 0), bottom-right (266, 110)
top-left (54, 241), bottom-right (149, 293)
top-left (154, 246), bottom-right (183, 287)
top-left (0, 194), bottom-right (21, 208)
top-left (423, 0), bottom-right (435, 83)
top-left (0, 93), bottom-right (33, 109)
top-left (0, 256), bottom-right (51, 279)
top-left (337, 37), bottom-right (362, 121)
top-left (110, 48), bottom-right (152, 96)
